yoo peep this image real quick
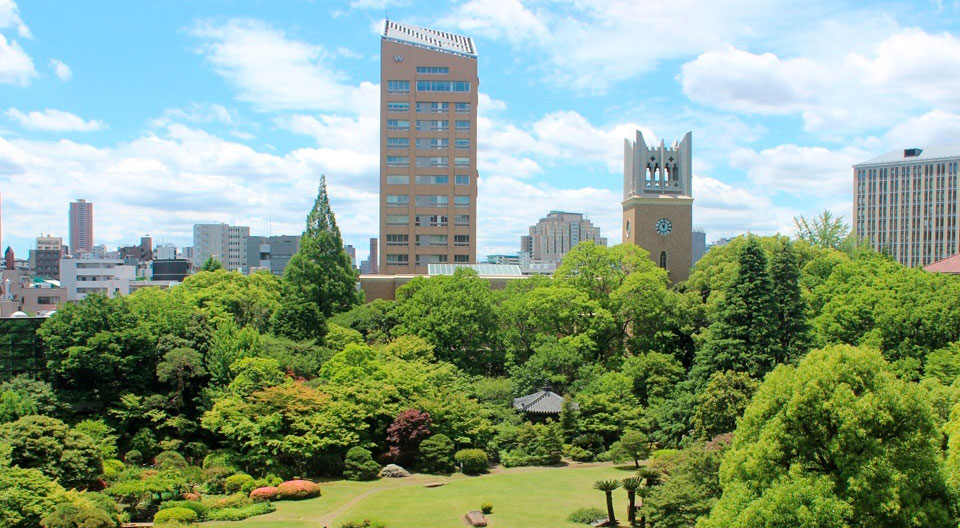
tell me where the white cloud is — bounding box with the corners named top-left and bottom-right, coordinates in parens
top-left (0, 0), bottom-right (30, 38)
top-left (880, 110), bottom-right (960, 149)
top-left (191, 19), bottom-right (368, 112)
top-left (729, 144), bottom-right (863, 198)
top-left (692, 175), bottom-right (795, 238)
top-left (0, 33), bottom-right (34, 85)
top-left (49, 58), bottom-right (71, 81)
top-left (681, 27), bottom-right (960, 133)
top-left (5, 108), bottom-right (104, 132)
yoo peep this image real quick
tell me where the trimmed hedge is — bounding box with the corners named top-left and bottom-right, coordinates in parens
top-left (224, 473), bottom-right (254, 494)
top-left (205, 502), bottom-right (275, 521)
top-left (455, 449), bottom-right (489, 474)
top-left (276, 480), bottom-right (322, 500)
top-left (154, 507), bottom-right (198, 523)
top-left (159, 500), bottom-right (209, 520)
top-left (343, 447), bottom-right (380, 481)
top-left (250, 486), bottom-right (279, 502)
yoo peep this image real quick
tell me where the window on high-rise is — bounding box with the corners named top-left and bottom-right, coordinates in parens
top-left (454, 235), bottom-right (469, 246)
top-left (416, 234), bottom-right (448, 247)
top-left (416, 102), bottom-right (448, 113)
top-left (386, 175), bottom-right (409, 185)
top-left (416, 120), bottom-right (448, 131)
top-left (386, 194), bottom-right (409, 206)
top-left (416, 138), bottom-right (448, 150)
top-left (416, 254), bottom-right (448, 265)
top-left (416, 80), bottom-right (470, 92)
top-left (387, 138), bottom-right (409, 149)
top-left (416, 175), bottom-right (448, 185)
top-left (415, 215), bottom-right (448, 227)
top-left (455, 215), bottom-right (470, 226)
top-left (454, 254), bottom-right (470, 263)
top-left (387, 80), bottom-right (410, 93)
top-left (455, 102), bottom-right (470, 114)
top-left (387, 254), bottom-right (409, 264)
top-left (416, 156), bottom-right (448, 168)
top-left (386, 234), bottom-right (409, 246)
top-left (387, 156), bottom-right (409, 167)
top-left (454, 157), bottom-right (470, 167)
top-left (455, 139), bottom-right (470, 149)
top-left (455, 120), bottom-right (470, 131)
top-left (416, 195), bottom-right (448, 207)
top-left (387, 120), bottom-right (409, 131)
top-left (387, 215), bottom-right (409, 225)
top-left (454, 196), bottom-right (470, 206)
top-left (416, 66), bottom-right (449, 74)
top-left (387, 102), bottom-right (409, 112)
top-left (455, 175), bottom-right (470, 185)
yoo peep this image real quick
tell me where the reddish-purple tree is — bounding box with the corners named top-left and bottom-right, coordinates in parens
top-left (386, 409), bottom-right (432, 465)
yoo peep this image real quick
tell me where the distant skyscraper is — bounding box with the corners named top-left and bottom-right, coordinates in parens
top-left (622, 131), bottom-right (694, 283)
top-left (854, 144), bottom-right (960, 267)
top-left (379, 20), bottom-right (478, 273)
top-left (369, 237), bottom-right (379, 274)
top-left (193, 223), bottom-right (249, 272)
top-left (520, 211), bottom-right (607, 266)
top-left (69, 199), bottom-right (94, 256)
top-left (692, 229), bottom-right (707, 265)
top-left (4, 247), bottom-right (12, 271)
top-left (344, 244), bottom-right (358, 269)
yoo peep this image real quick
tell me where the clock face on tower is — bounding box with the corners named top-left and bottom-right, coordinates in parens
top-left (655, 218), bottom-right (672, 236)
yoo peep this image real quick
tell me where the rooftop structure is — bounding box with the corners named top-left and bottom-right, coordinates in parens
top-left (512, 389), bottom-right (576, 416)
top-left (427, 263), bottom-right (522, 276)
top-left (382, 19), bottom-right (476, 57)
top-left (923, 253), bottom-right (960, 274)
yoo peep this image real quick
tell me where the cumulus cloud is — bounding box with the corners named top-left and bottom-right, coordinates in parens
top-left (729, 144), bottom-right (864, 198)
top-left (5, 108), bottom-right (105, 132)
top-left (49, 58), bottom-right (71, 80)
top-left (0, 33), bottom-right (34, 85)
top-left (0, 0), bottom-right (29, 38)
top-left (191, 19), bottom-right (370, 112)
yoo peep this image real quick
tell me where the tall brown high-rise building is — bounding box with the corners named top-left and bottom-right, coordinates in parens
top-left (368, 237), bottom-right (379, 274)
top-left (379, 20), bottom-right (478, 273)
top-left (69, 199), bottom-right (94, 256)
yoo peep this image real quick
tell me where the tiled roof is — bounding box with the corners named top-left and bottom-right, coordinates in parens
top-left (924, 253), bottom-right (960, 274)
top-left (512, 390), bottom-right (575, 414)
top-left (856, 143), bottom-right (960, 166)
top-left (382, 20), bottom-right (476, 57)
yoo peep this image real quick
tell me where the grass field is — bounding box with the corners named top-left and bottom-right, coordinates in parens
top-left (204, 463), bottom-right (635, 528)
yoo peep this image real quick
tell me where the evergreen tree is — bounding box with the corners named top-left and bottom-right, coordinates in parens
top-left (691, 235), bottom-right (777, 387)
top-left (201, 256), bottom-right (223, 271)
top-left (769, 236), bottom-right (811, 362)
top-left (274, 176), bottom-right (361, 340)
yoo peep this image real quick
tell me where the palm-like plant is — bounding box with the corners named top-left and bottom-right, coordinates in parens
top-left (635, 467), bottom-right (662, 528)
top-left (593, 479), bottom-right (621, 526)
top-left (622, 477), bottom-right (642, 526)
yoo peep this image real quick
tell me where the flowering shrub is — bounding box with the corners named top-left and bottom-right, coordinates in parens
top-left (249, 486), bottom-right (279, 502)
top-left (276, 480), bottom-right (322, 500)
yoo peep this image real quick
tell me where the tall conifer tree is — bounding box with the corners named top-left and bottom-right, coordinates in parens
top-left (273, 176), bottom-right (361, 340)
top-left (691, 235), bottom-right (777, 386)
top-left (769, 236), bottom-right (811, 363)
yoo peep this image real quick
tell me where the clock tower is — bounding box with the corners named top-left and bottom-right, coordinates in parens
top-left (622, 131), bottom-right (694, 283)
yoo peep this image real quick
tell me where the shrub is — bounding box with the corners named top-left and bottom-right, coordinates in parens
top-left (102, 459), bottom-right (126, 479)
top-left (202, 452), bottom-right (233, 470)
top-left (418, 434), bottom-right (455, 474)
top-left (155, 451), bottom-right (187, 470)
top-left (160, 500), bottom-right (209, 520)
top-left (209, 493), bottom-right (249, 510)
top-left (339, 519), bottom-right (387, 528)
top-left (566, 445), bottom-right (594, 462)
top-left (481, 502), bottom-right (493, 514)
top-left (249, 486), bottom-right (278, 502)
top-left (455, 449), bottom-right (488, 474)
top-left (0, 415), bottom-right (103, 489)
top-left (40, 491), bottom-right (119, 528)
top-left (344, 447), bottom-right (380, 481)
top-left (202, 466), bottom-right (234, 493)
top-left (205, 502), bottom-right (275, 521)
top-left (224, 473), bottom-right (254, 494)
top-left (568, 507), bottom-right (606, 524)
top-left (276, 480), bottom-right (322, 500)
top-left (154, 507), bottom-right (198, 523)
top-left (124, 450), bottom-right (142, 466)
top-left (0, 465), bottom-right (61, 528)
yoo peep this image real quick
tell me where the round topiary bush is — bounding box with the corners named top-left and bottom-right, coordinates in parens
top-left (155, 450), bottom-right (188, 469)
top-left (154, 507), bottom-right (199, 524)
top-left (124, 449), bottom-right (142, 466)
top-left (568, 507), bottom-right (606, 524)
top-left (224, 473), bottom-right (254, 494)
top-left (418, 434), bottom-right (455, 474)
top-left (276, 480), bottom-right (322, 500)
top-left (481, 502), bottom-right (493, 514)
top-left (203, 466), bottom-right (234, 493)
top-left (159, 500), bottom-right (209, 520)
top-left (249, 486), bottom-right (279, 502)
top-left (343, 446), bottom-right (380, 481)
top-left (455, 449), bottom-right (489, 474)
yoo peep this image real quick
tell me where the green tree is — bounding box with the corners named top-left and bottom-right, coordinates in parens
top-left (644, 442), bottom-right (724, 528)
top-left (393, 269), bottom-right (502, 373)
top-left (343, 446), bottom-right (380, 481)
top-left (701, 345), bottom-right (952, 528)
top-left (155, 347), bottom-right (206, 411)
top-left (691, 235), bottom-right (777, 386)
top-left (275, 176), bottom-right (361, 340)
top-left (622, 352), bottom-right (685, 405)
top-left (609, 430), bottom-right (650, 468)
top-left (73, 419), bottom-right (119, 460)
top-left (418, 433), bottom-right (455, 474)
top-left (622, 476), bottom-right (642, 526)
top-left (0, 415), bottom-right (103, 489)
top-left (769, 237), bottom-right (812, 362)
top-left (0, 465), bottom-right (62, 528)
top-left (793, 210), bottom-right (850, 250)
top-left (691, 370), bottom-right (759, 439)
top-left (201, 256), bottom-right (224, 271)
top-left (593, 479), bottom-right (621, 526)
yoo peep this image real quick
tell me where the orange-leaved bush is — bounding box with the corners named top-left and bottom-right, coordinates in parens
top-left (276, 480), bottom-right (322, 500)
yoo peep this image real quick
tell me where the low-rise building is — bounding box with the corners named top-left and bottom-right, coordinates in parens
top-left (359, 263), bottom-right (526, 301)
top-left (0, 270), bottom-right (66, 316)
top-left (246, 235), bottom-right (300, 275)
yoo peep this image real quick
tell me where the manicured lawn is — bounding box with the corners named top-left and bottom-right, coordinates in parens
top-left (204, 463), bottom-right (635, 528)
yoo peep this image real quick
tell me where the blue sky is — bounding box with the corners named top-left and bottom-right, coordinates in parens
top-left (3, 0), bottom-right (960, 262)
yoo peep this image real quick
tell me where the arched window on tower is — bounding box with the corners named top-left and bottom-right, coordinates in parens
top-left (659, 251), bottom-right (667, 269)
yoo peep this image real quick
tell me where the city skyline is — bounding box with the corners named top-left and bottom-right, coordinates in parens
top-left (3, 1), bottom-right (960, 262)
